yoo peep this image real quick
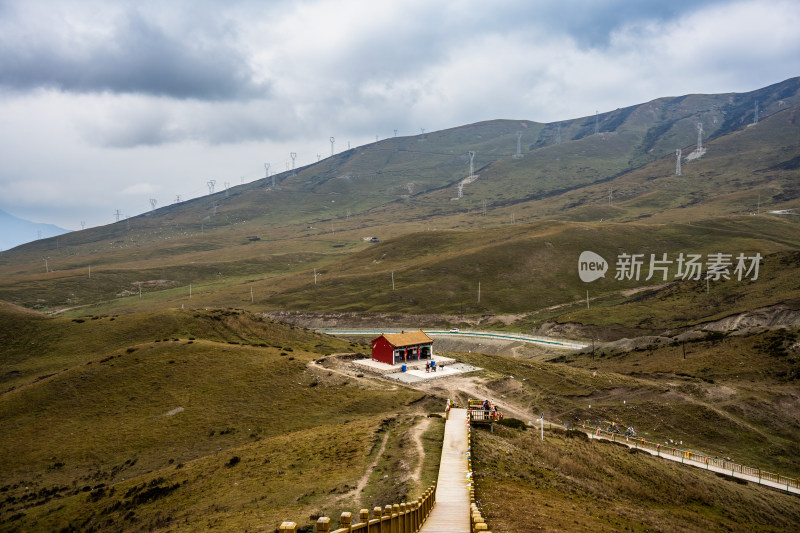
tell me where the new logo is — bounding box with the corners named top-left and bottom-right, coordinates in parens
top-left (579, 251), bottom-right (608, 282)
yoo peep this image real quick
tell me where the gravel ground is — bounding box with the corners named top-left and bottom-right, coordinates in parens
top-left (384, 362), bottom-right (482, 383)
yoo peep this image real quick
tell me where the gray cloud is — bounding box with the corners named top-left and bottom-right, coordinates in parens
top-left (0, 0), bottom-right (798, 230)
top-left (0, 5), bottom-right (268, 100)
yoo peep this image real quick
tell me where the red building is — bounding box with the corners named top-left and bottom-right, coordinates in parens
top-left (371, 330), bottom-right (434, 365)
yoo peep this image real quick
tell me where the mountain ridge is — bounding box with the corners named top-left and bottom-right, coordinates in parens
top-left (0, 208), bottom-right (71, 251)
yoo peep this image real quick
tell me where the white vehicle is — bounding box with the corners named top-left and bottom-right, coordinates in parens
top-left (449, 328), bottom-right (459, 333)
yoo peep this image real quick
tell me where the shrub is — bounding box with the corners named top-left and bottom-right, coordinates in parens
top-left (497, 417), bottom-right (527, 430)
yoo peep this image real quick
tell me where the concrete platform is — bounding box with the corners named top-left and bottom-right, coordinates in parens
top-left (351, 357), bottom-right (481, 383)
top-left (352, 356), bottom-right (457, 375)
top-left (385, 363), bottom-right (481, 384)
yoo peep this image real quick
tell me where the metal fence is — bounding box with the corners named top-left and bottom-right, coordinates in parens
top-left (579, 424), bottom-right (800, 493)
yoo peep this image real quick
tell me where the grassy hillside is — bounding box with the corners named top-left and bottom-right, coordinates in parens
top-left (466, 328), bottom-right (800, 531)
top-left (473, 426), bottom-right (800, 532)
top-left (0, 305), bottom-right (446, 531)
top-left (0, 79), bottom-right (797, 320)
top-left (2, 301), bottom-right (799, 530)
top-left (453, 342), bottom-right (800, 479)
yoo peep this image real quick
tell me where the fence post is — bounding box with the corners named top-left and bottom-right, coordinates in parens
top-left (279, 522), bottom-right (297, 533)
top-left (360, 509), bottom-right (370, 533)
top-left (340, 512), bottom-right (352, 531)
top-left (316, 517), bottom-right (330, 533)
top-left (386, 504), bottom-right (395, 533)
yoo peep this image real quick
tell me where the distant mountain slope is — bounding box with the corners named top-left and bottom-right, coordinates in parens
top-left (0, 78), bottom-right (797, 315)
top-left (0, 208), bottom-right (71, 251)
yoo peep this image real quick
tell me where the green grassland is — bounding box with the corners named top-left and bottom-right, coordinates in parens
top-left (1, 80), bottom-right (799, 531)
top-left (0, 305), bottom-right (441, 531)
top-left (1, 106), bottom-right (797, 318)
top-left (2, 301), bottom-right (799, 530)
top-left (473, 426), bottom-right (800, 532)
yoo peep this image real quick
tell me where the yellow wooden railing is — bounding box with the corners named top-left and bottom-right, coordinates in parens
top-left (466, 412), bottom-right (492, 532)
top-left (279, 482), bottom-right (436, 533)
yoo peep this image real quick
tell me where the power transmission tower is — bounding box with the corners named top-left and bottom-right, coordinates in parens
top-left (149, 198), bottom-right (157, 211)
top-left (330, 137), bottom-right (335, 156)
top-left (753, 100), bottom-right (759, 124)
top-left (290, 152), bottom-right (297, 174)
top-left (468, 151), bottom-right (475, 179)
top-left (175, 195), bottom-right (181, 204)
top-left (457, 182), bottom-right (464, 199)
top-left (394, 129), bottom-right (398, 137)
top-left (608, 187), bottom-right (613, 206)
top-left (264, 163), bottom-right (270, 179)
top-left (696, 122), bottom-right (703, 152)
top-left (556, 124), bottom-right (562, 144)
top-left (80, 221), bottom-right (86, 230)
top-left (675, 149), bottom-right (682, 176)
top-left (114, 209), bottom-right (121, 222)
top-left (513, 131), bottom-right (523, 159)
top-left (224, 181), bottom-right (230, 197)
top-left (212, 204), bottom-right (219, 217)
top-left (207, 180), bottom-right (216, 194)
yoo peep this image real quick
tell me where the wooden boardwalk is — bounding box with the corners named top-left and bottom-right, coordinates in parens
top-left (419, 408), bottom-right (470, 533)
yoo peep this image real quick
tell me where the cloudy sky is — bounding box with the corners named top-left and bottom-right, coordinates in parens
top-left (1, 0), bottom-right (798, 231)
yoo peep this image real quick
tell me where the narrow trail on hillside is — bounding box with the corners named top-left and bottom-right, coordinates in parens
top-left (408, 417), bottom-right (433, 489)
top-left (308, 359), bottom-right (399, 391)
top-left (337, 429), bottom-right (391, 505)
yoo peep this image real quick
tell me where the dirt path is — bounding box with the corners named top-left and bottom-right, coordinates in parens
top-left (337, 429), bottom-right (391, 505)
top-left (308, 359), bottom-right (399, 391)
top-left (407, 417), bottom-right (433, 486)
top-left (415, 375), bottom-right (536, 423)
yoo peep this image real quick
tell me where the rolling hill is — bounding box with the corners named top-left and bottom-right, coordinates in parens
top-left (1, 77), bottom-right (799, 531)
top-left (0, 77), bottom-right (797, 321)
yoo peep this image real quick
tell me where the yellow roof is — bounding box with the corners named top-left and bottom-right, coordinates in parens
top-left (381, 330), bottom-right (433, 347)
